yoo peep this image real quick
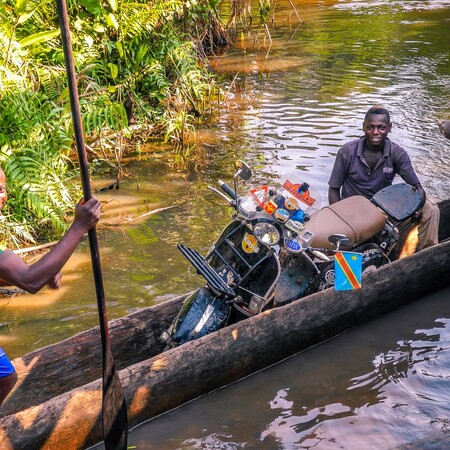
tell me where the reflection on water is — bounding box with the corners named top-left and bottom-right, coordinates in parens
top-left (211, 0), bottom-right (450, 200)
top-left (121, 287), bottom-right (450, 449)
top-left (1, 1), bottom-right (450, 444)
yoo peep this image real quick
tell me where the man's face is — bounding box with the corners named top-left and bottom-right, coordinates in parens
top-left (0, 169), bottom-right (8, 210)
top-left (363, 114), bottom-right (391, 147)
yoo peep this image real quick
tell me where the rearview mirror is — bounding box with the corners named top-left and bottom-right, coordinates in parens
top-left (328, 234), bottom-right (351, 250)
top-left (234, 160), bottom-right (252, 180)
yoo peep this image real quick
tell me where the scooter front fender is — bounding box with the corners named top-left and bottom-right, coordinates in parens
top-left (171, 287), bottom-right (231, 346)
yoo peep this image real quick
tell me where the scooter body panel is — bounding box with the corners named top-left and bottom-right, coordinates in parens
top-left (307, 243), bottom-right (387, 293)
top-left (273, 253), bottom-right (318, 306)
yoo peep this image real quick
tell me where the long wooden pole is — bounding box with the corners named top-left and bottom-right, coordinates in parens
top-left (55, 1), bottom-right (128, 448)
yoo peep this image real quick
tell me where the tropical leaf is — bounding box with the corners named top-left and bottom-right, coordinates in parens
top-left (14, 0), bottom-right (29, 15)
top-left (108, 62), bottom-right (118, 79)
top-left (106, 0), bottom-right (117, 12)
top-left (19, 29), bottom-right (59, 47)
top-left (106, 12), bottom-right (118, 30)
top-left (78, 0), bottom-right (103, 15)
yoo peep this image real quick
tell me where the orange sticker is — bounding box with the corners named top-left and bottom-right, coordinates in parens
top-left (284, 197), bottom-right (299, 210)
top-left (282, 180), bottom-right (316, 207)
top-left (264, 200), bottom-right (278, 215)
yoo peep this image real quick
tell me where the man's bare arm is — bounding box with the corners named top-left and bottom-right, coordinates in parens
top-left (328, 187), bottom-right (341, 205)
top-left (0, 197), bottom-right (100, 294)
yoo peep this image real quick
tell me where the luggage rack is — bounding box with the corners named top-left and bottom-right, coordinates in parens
top-left (178, 221), bottom-right (276, 299)
top-left (371, 183), bottom-right (422, 222)
top-left (178, 244), bottom-right (236, 297)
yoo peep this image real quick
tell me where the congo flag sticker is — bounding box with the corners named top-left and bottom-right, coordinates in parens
top-left (334, 252), bottom-right (362, 290)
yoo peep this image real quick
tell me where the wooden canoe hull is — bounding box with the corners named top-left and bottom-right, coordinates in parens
top-left (1, 199), bottom-right (449, 449)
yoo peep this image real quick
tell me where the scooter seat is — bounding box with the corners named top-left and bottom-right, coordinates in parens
top-left (305, 196), bottom-right (386, 249)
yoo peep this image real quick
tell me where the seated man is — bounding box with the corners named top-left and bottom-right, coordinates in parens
top-left (328, 105), bottom-right (439, 251)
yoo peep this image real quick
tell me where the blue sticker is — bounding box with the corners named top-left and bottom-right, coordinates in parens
top-left (298, 182), bottom-right (309, 193)
top-left (285, 239), bottom-right (303, 253)
top-left (274, 195), bottom-right (286, 208)
top-left (290, 209), bottom-right (306, 223)
top-left (273, 208), bottom-right (290, 223)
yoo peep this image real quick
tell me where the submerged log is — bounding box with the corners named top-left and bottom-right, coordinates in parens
top-left (1, 236), bottom-right (450, 449)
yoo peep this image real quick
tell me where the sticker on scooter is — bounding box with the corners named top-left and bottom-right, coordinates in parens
top-left (194, 304), bottom-right (215, 333)
top-left (285, 238), bottom-right (303, 253)
top-left (273, 208), bottom-right (290, 223)
top-left (285, 219), bottom-right (305, 232)
top-left (250, 186), bottom-right (269, 207)
top-left (217, 267), bottom-right (235, 284)
top-left (242, 233), bottom-right (260, 253)
top-left (290, 209), bottom-right (307, 222)
top-left (284, 196), bottom-right (299, 210)
top-left (282, 180), bottom-right (316, 207)
top-left (299, 229), bottom-right (314, 244)
top-left (264, 200), bottom-right (278, 215)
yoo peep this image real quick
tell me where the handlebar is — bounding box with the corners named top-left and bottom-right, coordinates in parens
top-left (308, 249), bottom-right (331, 262)
top-left (207, 186), bottom-right (235, 206)
top-left (218, 180), bottom-right (237, 200)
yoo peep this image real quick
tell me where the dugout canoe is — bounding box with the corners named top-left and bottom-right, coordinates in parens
top-left (1, 199), bottom-right (450, 449)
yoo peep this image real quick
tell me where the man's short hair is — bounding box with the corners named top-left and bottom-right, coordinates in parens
top-left (365, 106), bottom-right (390, 123)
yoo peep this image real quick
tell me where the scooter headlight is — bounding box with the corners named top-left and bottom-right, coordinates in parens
top-left (253, 221), bottom-right (281, 246)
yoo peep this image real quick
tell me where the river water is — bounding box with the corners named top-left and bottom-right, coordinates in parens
top-left (123, 286), bottom-right (450, 449)
top-left (2, 0), bottom-right (450, 447)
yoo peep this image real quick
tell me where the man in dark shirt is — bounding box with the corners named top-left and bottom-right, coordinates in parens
top-left (328, 105), bottom-right (439, 251)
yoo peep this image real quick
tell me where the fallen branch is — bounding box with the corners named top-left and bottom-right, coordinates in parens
top-left (11, 206), bottom-right (177, 253)
top-left (288, 0), bottom-right (302, 23)
top-left (0, 287), bottom-right (27, 296)
top-left (264, 23), bottom-right (273, 47)
top-left (13, 242), bottom-right (58, 255)
top-left (124, 205), bottom-right (178, 223)
top-left (102, 205), bottom-right (179, 228)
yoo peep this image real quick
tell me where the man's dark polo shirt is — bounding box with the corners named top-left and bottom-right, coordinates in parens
top-left (328, 137), bottom-right (420, 200)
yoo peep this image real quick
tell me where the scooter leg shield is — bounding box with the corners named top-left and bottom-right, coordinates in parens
top-left (171, 287), bottom-right (231, 345)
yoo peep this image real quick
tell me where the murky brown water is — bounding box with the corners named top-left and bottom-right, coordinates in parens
top-left (118, 286), bottom-right (450, 450)
top-left (2, 0), bottom-right (450, 447)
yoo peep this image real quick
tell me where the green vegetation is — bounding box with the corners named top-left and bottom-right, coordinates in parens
top-left (0, 0), bottom-right (230, 246)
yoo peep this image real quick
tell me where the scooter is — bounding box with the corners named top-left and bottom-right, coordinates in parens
top-left (160, 161), bottom-right (422, 348)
